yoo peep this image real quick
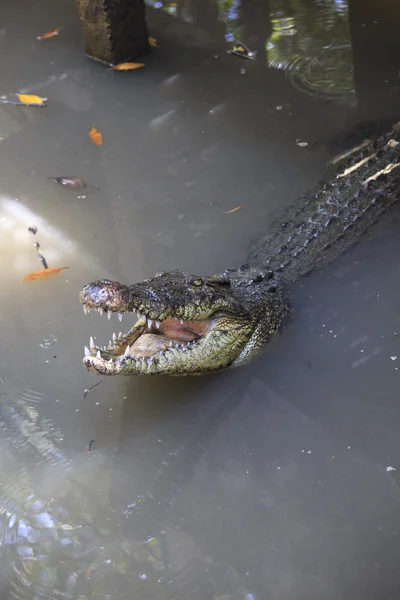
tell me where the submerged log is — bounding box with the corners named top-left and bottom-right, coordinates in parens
top-left (77, 0), bottom-right (150, 64)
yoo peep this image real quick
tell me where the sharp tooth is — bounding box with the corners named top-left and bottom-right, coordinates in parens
top-left (112, 333), bottom-right (117, 342)
top-left (83, 305), bottom-right (90, 314)
top-left (107, 311), bottom-right (112, 320)
top-left (169, 341), bottom-right (173, 347)
top-left (175, 344), bottom-right (179, 349)
top-left (148, 318), bottom-right (153, 328)
top-left (96, 350), bottom-right (101, 359)
top-left (118, 313), bottom-right (123, 322)
top-left (118, 331), bottom-right (122, 337)
top-left (90, 336), bottom-right (95, 350)
top-left (98, 308), bottom-right (103, 316)
top-left (124, 345), bottom-right (131, 357)
top-left (108, 340), bottom-right (112, 347)
top-left (180, 319), bottom-right (183, 325)
top-left (84, 346), bottom-right (90, 356)
top-left (137, 312), bottom-right (141, 319)
top-left (155, 320), bottom-right (161, 329)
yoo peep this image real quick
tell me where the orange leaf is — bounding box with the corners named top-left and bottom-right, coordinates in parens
top-left (108, 62), bottom-right (145, 71)
top-left (89, 126), bottom-right (103, 146)
top-left (37, 26), bottom-right (62, 40)
top-left (23, 267), bottom-right (69, 282)
top-left (149, 37), bottom-right (159, 48)
top-left (17, 94), bottom-right (44, 105)
top-left (224, 205), bottom-right (243, 214)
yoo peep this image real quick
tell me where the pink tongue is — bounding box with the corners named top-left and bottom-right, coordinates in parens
top-left (131, 333), bottom-right (169, 357)
top-left (159, 319), bottom-right (209, 341)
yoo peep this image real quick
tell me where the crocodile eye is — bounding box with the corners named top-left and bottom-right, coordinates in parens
top-left (191, 278), bottom-right (204, 287)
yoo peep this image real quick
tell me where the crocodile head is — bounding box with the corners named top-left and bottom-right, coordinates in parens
top-left (79, 268), bottom-right (288, 376)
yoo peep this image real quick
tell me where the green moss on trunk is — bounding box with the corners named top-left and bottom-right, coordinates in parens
top-left (77, 0), bottom-right (150, 64)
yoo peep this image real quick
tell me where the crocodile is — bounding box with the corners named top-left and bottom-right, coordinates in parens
top-left (80, 123), bottom-right (400, 376)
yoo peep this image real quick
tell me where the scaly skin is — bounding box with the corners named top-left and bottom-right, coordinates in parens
top-left (80, 123), bottom-right (400, 376)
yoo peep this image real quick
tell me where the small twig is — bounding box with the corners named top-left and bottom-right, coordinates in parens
top-left (0, 99), bottom-right (46, 107)
top-left (35, 242), bottom-right (49, 269)
top-left (83, 381), bottom-right (103, 399)
top-left (88, 440), bottom-right (95, 455)
top-left (225, 205), bottom-right (243, 214)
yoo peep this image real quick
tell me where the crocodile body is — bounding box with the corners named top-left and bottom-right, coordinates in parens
top-left (80, 123), bottom-right (400, 376)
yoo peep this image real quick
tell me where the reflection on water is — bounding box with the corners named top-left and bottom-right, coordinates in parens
top-left (148, 0), bottom-right (355, 103)
top-left (268, 0), bottom-right (355, 103)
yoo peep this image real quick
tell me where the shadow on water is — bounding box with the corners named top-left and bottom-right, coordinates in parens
top-left (0, 0), bottom-right (400, 597)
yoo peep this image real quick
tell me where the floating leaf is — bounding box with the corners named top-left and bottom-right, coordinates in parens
top-left (37, 27), bottom-right (62, 41)
top-left (89, 127), bottom-right (103, 146)
top-left (227, 42), bottom-right (257, 60)
top-left (48, 176), bottom-right (87, 189)
top-left (225, 205), bottom-right (243, 214)
top-left (17, 94), bottom-right (44, 105)
top-left (108, 62), bottom-right (145, 71)
top-left (23, 267), bottom-right (69, 282)
top-left (149, 37), bottom-right (159, 48)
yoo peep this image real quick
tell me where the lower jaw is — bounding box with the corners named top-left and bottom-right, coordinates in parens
top-left (82, 337), bottom-right (198, 375)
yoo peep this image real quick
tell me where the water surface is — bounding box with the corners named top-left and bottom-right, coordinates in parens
top-left (1, 0), bottom-right (400, 598)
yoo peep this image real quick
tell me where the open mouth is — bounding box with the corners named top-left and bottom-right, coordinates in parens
top-left (81, 305), bottom-right (212, 373)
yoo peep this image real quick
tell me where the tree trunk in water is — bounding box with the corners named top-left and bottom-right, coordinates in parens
top-left (77, 0), bottom-right (151, 64)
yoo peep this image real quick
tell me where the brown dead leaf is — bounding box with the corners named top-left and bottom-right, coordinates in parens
top-left (48, 176), bottom-right (87, 189)
top-left (17, 94), bottom-right (44, 105)
top-left (108, 62), bottom-right (145, 71)
top-left (149, 37), bottom-right (159, 48)
top-left (37, 26), bottom-right (62, 41)
top-left (23, 267), bottom-right (69, 282)
top-left (224, 205), bottom-right (243, 214)
top-left (89, 127), bottom-right (103, 146)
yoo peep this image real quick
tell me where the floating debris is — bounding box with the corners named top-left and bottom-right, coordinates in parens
top-left (35, 242), bottom-right (48, 269)
top-left (108, 62), bottom-right (145, 71)
top-left (47, 176), bottom-right (98, 190)
top-left (225, 205), bottom-right (243, 214)
top-left (23, 267), bottom-right (69, 282)
top-left (296, 140), bottom-right (308, 147)
top-left (47, 176), bottom-right (87, 189)
top-left (17, 93), bottom-right (46, 105)
top-left (40, 334), bottom-right (58, 348)
top-left (0, 94), bottom-right (46, 108)
top-left (28, 226), bottom-right (38, 235)
top-left (89, 126), bottom-right (103, 146)
top-left (228, 42), bottom-right (257, 60)
top-left (386, 466), bottom-right (396, 472)
top-left (83, 381), bottom-right (103, 399)
top-left (37, 26), bottom-right (62, 41)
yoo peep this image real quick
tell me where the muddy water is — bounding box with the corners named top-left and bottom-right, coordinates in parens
top-left (1, 0), bottom-right (400, 597)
